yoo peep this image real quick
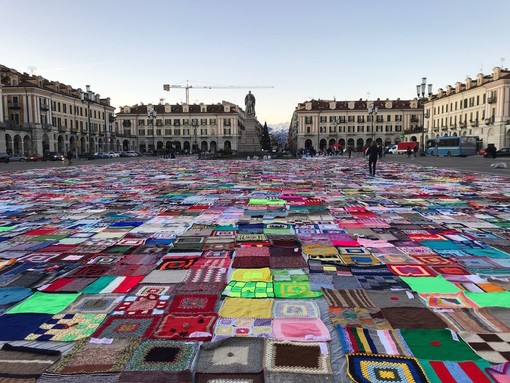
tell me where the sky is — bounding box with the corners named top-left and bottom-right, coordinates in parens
top-left (2, 0), bottom-right (510, 125)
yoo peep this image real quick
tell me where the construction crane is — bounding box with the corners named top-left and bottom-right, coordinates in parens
top-left (163, 80), bottom-right (274, 105)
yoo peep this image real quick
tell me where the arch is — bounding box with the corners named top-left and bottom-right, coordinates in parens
top-left (57, 135), bottom-right (65, 154)
top-left (304, 139), bottom-right (313, 149)
top-left (174, 141), bottom-right (182, 152)
top-left (319, 138), bottom-right (327, 150)
top-left (122, 139), bottom-right (129, 151)
top-left (410, 136), bottom-right (418, 142)
top-left (13, 134), bottom-right (22, 154)
top-left (365, 137), bottom-right (373, 147)
top-left (328, 138), bottom-right (336, 146)
top-left (223, 140), bottom-right (231, 152)
top-left (339, 138), bottom-right (346, 147)
top-left (384, 138), bottom-right (392, 146)
top-left (200, 140), bottom-right (208, 152)
top-left (183, 141), bottom-right (191, 153)
top-left (5, 134), bottom-right (13, 154)
top-left (69, 136), bottom-right (76, 151)
top-left (376, 137), bottom-right (383, 145)
top-left (452, 132), bottom-right (458, 136)
top-left (98, 138), bottom-right (104, 152)
top-left (356, 138), bottom-right (364, 152)
top-left (157, 141), bottom-right (164, 150)
top-left (347, 138), bottom-right (355, 148)
top-left (78, 136), bottom-right (85, 154)
top-left (210, 140), bottom-right (217, 153)
top-left (22, 135), bottom-right (31, 155)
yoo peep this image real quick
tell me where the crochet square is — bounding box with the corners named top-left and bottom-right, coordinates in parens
top-left (387, 264), bottom-right (436, 277)
top-left (125, 340), bottom-right (198, 371)
top-left (168, 294), bottom-right (218, 314)
top-left (328, 307), bottom-right (391, 330)
top-left (346, 353), bottom-right (430, 383)
top-left (92, 315), bottom-right (160, 339)
top-left (213, 317), bottom-right (272, 340)
top-left (112, 295), bottom-right (170, 315)
top-left (264, 340), bottom-right (332, 374)
top-left (338, 326), bottom-right (412, 356)
top-left (222, 281), bottom-right (275, 298)
top-left (272, 299), bottom-right (320, 319)
top-left (152, 313), bottom-right (217, 341)
top-left (321, 288), bottom-right (375, 308)
top-left (25, 313), bottom-right (106, 341)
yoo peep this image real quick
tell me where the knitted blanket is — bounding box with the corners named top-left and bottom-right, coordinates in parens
top-left (0, 343), bottom-right (61, 379)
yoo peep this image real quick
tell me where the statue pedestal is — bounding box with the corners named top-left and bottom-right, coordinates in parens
top-left (238, 117), bottom-right (262, 153)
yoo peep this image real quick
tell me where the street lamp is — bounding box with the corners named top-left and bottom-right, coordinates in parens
top-left (147, 106), bottom-right (157, 155)
top-left (367, 102), bottom-right (378, 145)
top-left (80, 85), bottom-right (94, 155)
top-left (192, 119), bottom-right (198, 154)
top-left (416, 77), bottom-right (433, 155)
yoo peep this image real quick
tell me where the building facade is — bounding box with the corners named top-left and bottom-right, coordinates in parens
top-left (417, 67), bottom-right (510, 150)
top-left (115, 101), bottom-right (251, 154)
top-left (288, 98), bottom-right (423, 154)
top-left (0, 65), bottom-right (115, 155)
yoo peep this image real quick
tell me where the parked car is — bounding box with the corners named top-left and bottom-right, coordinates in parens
top-left (108, 152), bottom-right (120, 158)
top-left (43, 152), bottom-right (64, 161)
top-left (120, 151), bottom-right (139, 157)
top-left (0, 153), bottom-right (10, 163)
top-left (27, 154), bottom-right (43, 162)
top-left (492, 148), bottom-right (510, 158)
top-left (94, 152), bottom-right (110, 159)
top-left (9, 154), bottom-right (27, 162)
top-left (78, 152), bottom-right (95, 160)
top-left (387, 145), bottom-right (398, 154)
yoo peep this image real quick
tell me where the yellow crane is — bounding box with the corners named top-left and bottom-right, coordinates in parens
top-left (163, 81), bottom-right (274, 105)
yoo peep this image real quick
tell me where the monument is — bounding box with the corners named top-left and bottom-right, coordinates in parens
top-left (237, 91), bottom-right (262, 153)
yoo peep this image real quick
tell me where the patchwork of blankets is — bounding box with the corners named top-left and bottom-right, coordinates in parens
top-left (0, 156), bottom-right (510, 382)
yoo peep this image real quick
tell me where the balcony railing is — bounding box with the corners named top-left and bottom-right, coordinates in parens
top-left (42, 123), bottom-right (52, 131)
top-left (40, 102), bottom-right (50, 111)
top-left (470, 120), bottom-right (478, 127)
top-left (8, 102), bottom-right (21, 109)
top-left (403, 127), bottom-right (423, 134)
top-left (488, 96), bottom-right (497, 104)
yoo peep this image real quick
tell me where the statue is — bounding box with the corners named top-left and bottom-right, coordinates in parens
top-left (245, 91), bottom-right (256, 116)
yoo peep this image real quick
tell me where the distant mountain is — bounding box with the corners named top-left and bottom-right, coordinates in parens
top-left (268, 122), bottom-right (289, 146)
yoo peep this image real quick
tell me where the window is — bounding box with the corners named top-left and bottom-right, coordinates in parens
top-left (210, 119), bottom-right (216, 125)
top-left (386, 115), bottom-right (391, 122)
top-left (306, 126), bottom-right (311, 134)
top-left (174, 129), bottom-right (181, 135)
top-left (165, 129), bottom-right (172, 135)
top-left (183, 119), bottom-right (189, 125)
top-left (183, 128), bottom-right (190, 136)
top-left (376, 116), bottom-right (383, 123)
top-left (164, 119), bottom-right (171, 125)
top-left (223, 118), bottom-right (231, 126)
top-left (139, 129), bottom-right (146, 136)
top-left (224, 128), bottom-right (232, 135)
top-left (138, 119), bottom-right (145, 126)
top-left (201, 118), bottom-right (207, 125)
top-left (63, 104), bottom-right (67, 113)
top-left (174, 119), bottom-right (180, 126)
top-left (348, 116), bottom-right (355, 122)
top-left (395, 115), bottom-right (402, 122)
top-left (464, 99), bottom-right (468, 108)
top-left (305, 116), bottom-right (313, 124)
top-left (329, 126), bottom-right (336, 133)
top-left (357, 116), bottom-right (365, 123)
top-left (320, 116), bottom-right (327, 123)
top-left (476, 95), bottom-right (480, 105)
top-left (200, 128), bottom-right (207, 135)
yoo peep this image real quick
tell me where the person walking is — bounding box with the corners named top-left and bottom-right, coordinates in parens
top-left (366, 142), bottom-right (379, 176)
top-left (66, 150), bottom-right (74, 166)
top-left (406, 146), bottom-right (412, 158)
top-left (347, 146), bottom-right (352, 158)
top-left (413, 145), bottom-right (418, 159)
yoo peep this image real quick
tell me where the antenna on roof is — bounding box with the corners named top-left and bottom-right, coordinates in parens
top-left (27, 66), bottom-right (36, 75)
top-left (480, 62), bottom-right (483, 73)
top-left (159, 98), bottom-right (165, 104)
top-left (501, 57), bottom-right (506, 69)
top-left (366, 92), bottom-right (371, 101)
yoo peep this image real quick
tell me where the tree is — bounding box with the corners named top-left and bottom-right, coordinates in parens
top-left (261, 122), bottom-right (271, 152)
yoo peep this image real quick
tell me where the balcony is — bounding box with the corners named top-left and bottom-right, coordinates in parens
top-left (58, 125), bottom-right (66, 133)
top-left (40, 102), bottom-right (50, 111)
top-left (488, 96), bottom-right (497, 104)
top-left (42, 123), bottom-right (52, 131)
top-left (441, 126), bottom-right (448, 131)
top-left (8, 102), bottom-right (21, 109)
top-left (459, 122), bottom-right (465, 128)
top-left (470, 120), bottom-right (478, 127)
top-left (450, 124), bottom-right (457, 129)
top-left (403, 127), bottom-right (423, 134)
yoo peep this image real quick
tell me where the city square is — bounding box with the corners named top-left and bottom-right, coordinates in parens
top-left (0, 155), bottom-right (510, 382)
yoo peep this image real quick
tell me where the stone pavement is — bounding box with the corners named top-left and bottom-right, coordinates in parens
top-left (0, 156), bottom-right (509, 382)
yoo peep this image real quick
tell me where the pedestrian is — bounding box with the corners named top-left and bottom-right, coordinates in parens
top-left (347, 146), bottom-right (352, 158)
top-left (66, 150), bottom-right (73, 166)
top-left (366, 142), bottom-right (379, 176)
top-left (413, 145), bottom-right (418, 158)
top-left (377, 145), bottom-right (383, 159)
top-left (406, 146), bottom-right (412, 158)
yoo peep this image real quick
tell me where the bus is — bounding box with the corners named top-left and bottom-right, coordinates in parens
top-left (426, 136), bottom-right (478, 157)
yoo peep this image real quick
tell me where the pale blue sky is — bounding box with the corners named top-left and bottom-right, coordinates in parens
top-left (2, 0), bottom-right (509, 124)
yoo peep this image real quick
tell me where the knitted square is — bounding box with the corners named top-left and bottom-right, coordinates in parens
top-left (459, 332), bottom-right (510, 363)
top-left (218, 298), bottom-right (273, 319)
top-left (195, 337), bottom-right (264, 374)
top-left (222, 281), bottom-right (275, 298)
top-left (264, 340), bottom-right (332, 374)
top-left (338, 326), bottom-right (412, 356)
top-left (64, 294), bottom-right (124, 314)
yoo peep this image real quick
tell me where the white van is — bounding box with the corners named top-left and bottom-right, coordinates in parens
top-left (387, 145), bottom-right (398, 154)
